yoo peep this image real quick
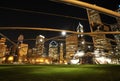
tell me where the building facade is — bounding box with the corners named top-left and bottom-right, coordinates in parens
top-left (0, 38), bottom-right (7, 63)
top-left (35, 35), bottom-right (45, 56)
top-left (59, 43), bottom-right (64, 64)
top-left (49, 41), bottom-right (58, 61)
top-left (18, 43), bottom-right (28, 63)
top-left (66, 34), bottom-right (78, 62)
top-left (87, 9), bottom-right (112, 55)
top-left (110, 8), bottom-right (120, 64)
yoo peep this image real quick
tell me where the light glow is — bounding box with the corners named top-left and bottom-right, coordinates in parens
top-left (95, 56), bottom-right (111, 64)
top-left (70, 59), bottom-right (79, 64)
top-left (74, 51), bottom-right (85, 57)
top-left (70, 51), bottom-right (84, 64)
top-left (2, 57), bottom-right (6, 61)
top-left (45, 59), bottom-right (50, 64)
top-left (61, 31), bottom-right (66, 36)
top-left (8, 56), bottom-right (14, 61)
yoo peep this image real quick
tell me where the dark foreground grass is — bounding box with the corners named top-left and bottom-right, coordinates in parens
top-left (0, 64), bottom-right (120, 81)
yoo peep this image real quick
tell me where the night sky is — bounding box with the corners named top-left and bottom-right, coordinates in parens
top-left (0, 0), bottom-right (119, 48)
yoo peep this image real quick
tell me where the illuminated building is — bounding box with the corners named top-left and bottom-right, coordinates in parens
top-left (11, 35), bottom-right (28, 63)
top-left (87, 9), bottom-right (112, 64)
top-left (110, 7), bottom-right (120, 64)
top-left (49, 41), bottom-right (59, 62)
top-left (70, 23), bottom-right (85, 64)
top-left (59, 43), bottom-right (64, 64)
top-left (66, 34), bottom-right (78, 62)
top-left (77, 22), bottom-right (84, 37)
top-left (18, 43), bottom-right (28, 63)
top-left (77, 22), bottom-right (86, 51)
top-left (87, 9), bottom-right (112, 56)
top-left (35, 35), bottom-right (45, 56)
top-left (0, 38), bottom-right (7, 63)
top-left (18, 44), bottom-right (28, 56)
top-left (17, 34), bottom-right (24, 44)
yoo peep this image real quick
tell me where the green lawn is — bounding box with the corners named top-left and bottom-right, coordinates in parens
top-left (0, 64), bottom-right (120, 81)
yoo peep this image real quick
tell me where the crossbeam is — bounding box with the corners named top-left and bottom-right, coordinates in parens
top-left (51, 0), bottom-right (120, 17)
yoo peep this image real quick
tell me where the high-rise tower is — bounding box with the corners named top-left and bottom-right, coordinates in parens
top-left (110, 6), bottom-right (120, 59)
top-left (66, 34), bottom-right (78, 62)
top-left (49, 41), bottom-right (58, 61)
top-left (35, 35), bottom-right (45, 56)
top-left (0, 38), bottom-right (7, 63)
top-left (59, 43), bottom-right (64, 64)
top-left (17, 35), bottom-right (28, 63)
top-left (76, 22), bottom-right (86, 51)
top-left (87, 9), bottom-right (111, 56)
top-left (17, 34), bottom-right (24, 44)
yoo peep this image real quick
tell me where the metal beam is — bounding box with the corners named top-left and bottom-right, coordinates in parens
top-left (51, 0), bottom-right (120, 17)
top-left (0, 27), bottom-right (120, 35)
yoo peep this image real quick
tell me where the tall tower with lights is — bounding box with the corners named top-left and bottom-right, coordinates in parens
top-left (17, 34), bottom-right (24, 44)
top-left (35, 35), bottom-right (45, 56)
top-left (49, 41), bottom-right (58, 61)
top-left (66, 34), bottom-right (78, 62)
top-left (17, 35), bottom-right (28, 63)
top-left (0, 38), bottom-right (7, 63)
top-left (87, 9), bottom-right (111, 56)
top-left (59, 43), bottom-right (64, 64)
top-left (76, 22), bottom-right (86, 51)
top-left (110, 6), bottom-right (120, 59)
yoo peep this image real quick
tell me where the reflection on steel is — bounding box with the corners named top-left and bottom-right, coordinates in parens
top-left (0, 27), bottom-right (120, 35)
top-left (51, 0), bottom-right (120, 17)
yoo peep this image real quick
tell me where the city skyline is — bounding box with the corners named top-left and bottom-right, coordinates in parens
top-left (0, 1), bottom-right (120, 80)
top-left (0, 0), bottom-right (119, 48)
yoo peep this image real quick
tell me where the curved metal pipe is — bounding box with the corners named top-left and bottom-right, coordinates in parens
top-left (51, 0), bottom-right (120, 17)
top-left (0, 27), bottom-right (120, 35)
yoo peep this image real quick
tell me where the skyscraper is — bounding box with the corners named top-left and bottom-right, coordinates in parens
top-left (35, 35), bottom-right (45, 56)
top-left (77, 22), bottom-right (86, 51)
top-left (87, 9), bottom-right (112, 56)
top-left (110, 7), bottom-right (120, 62)
top-left (18, 43), bottom-right (28, 63)
top-left (0, 38), bottom-right (7, 63)
top-left (66, 34), bottom-right (78, 62)
top-left (49, 41), bottom-right (58, 61)
top-left (59, 43), bottom-right (64, 64)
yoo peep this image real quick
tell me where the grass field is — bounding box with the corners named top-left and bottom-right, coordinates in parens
top-left (0, 64), bottom-right (120, 81)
